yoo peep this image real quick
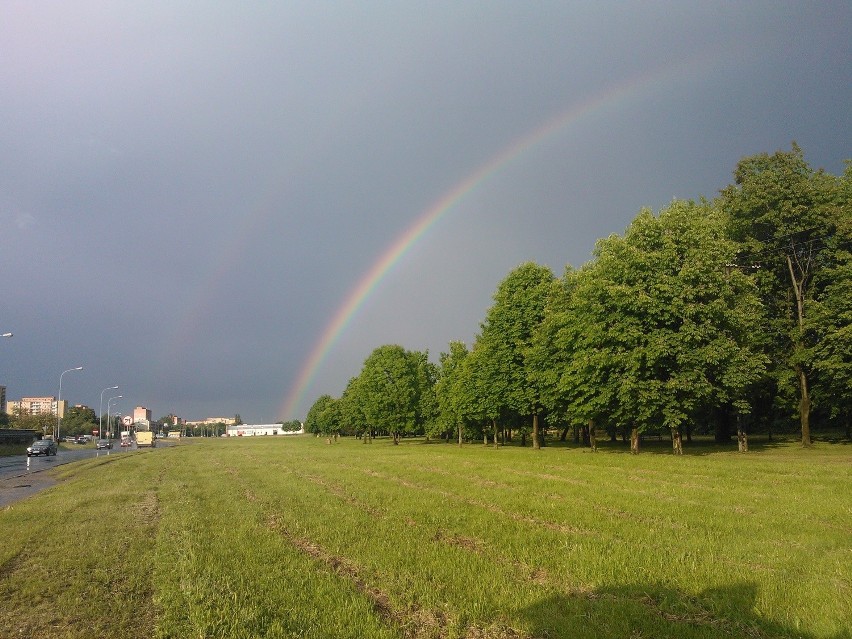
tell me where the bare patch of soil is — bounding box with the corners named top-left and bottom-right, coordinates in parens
top-left (133, 490), bottom-right (160, 528)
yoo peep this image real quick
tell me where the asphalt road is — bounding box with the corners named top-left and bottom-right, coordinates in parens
top-left (0, 445), bottom-right (138, 508)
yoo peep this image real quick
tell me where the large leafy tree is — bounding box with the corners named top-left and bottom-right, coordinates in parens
top-left (339, 376), bottom-right (371, 441)
top-left (317, 397), bottom-right (343, 441)
top-left (470, 262), bottom-right (555, 449)
top-left (553, 200), bottom-right (767, 453)
top-left (464, 335), bottom-right (507, 445)
top-left (304, 394), bottom-right (334, 437)
top-left (413, 353), bottom-right (440, 440)
top-left (9, 408), bottom-right (55, 436)
top-left (551, 263), bottom-right (627, 445)
top-left (435, 341), bottom-right (471, 445)
top-left (62, 406), bottom-right (98, 437)
top-left (357, 344), bottom-right (423, 444)
top-left (528, 268), bottom-right (579, 441)
top-left (719, 144), bottom-right (847, 446)
top-left (279, 419), bottom-right (304, 433)
top-left (806, 167), bottom-right (852, 437)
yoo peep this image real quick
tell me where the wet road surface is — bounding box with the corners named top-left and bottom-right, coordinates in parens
top-left (0, 445), bottom-right (139, 508)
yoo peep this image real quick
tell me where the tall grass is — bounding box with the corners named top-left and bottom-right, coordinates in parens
top-left (0, 437), bottom-right (849, 638)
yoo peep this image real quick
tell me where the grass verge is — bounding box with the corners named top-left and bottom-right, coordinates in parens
top-left (0, 437), bottom-right (849, 638)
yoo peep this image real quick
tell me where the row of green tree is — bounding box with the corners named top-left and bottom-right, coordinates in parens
top-left (305, 145), bottom-right (850, 452)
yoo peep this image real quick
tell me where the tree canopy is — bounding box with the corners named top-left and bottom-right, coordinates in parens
top-left (719, 144), bottom-right (850, 445)
top-left (303, 145), bottom-right (850, 452)
top-left (469, 262), bottom-right (555, 448)
top-left (356, 345), bottom-right (430, 444)
top-left (548, 201), bottom-right (767, 452)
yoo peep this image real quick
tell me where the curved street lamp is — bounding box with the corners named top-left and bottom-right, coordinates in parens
top-left (107, 395), bottom-right (122, 439)
top-left (99, 386), bottom-right (119, 439)
top-left (57, 366), bottom-right (83, 441)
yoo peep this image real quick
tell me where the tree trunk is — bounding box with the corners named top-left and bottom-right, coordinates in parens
top-left (588, 420), bottom-right (597, 452)
top-left (393, 432), bottom-right (400, 445)
top-left (796, 364), bottom-right (812, 447)
top-left (630, 427), bottom-right (640, 454)
top-left (520, 431), bottom-right (526, 446)
top-left (786, 254), bottom-right (812, 448)
top-left (671, 428), bottom-right (683, 455)
top-left (560, 426), bottom-right (569, 442)
top-left (458, 424), bottom-right (463, 447)
top-left (532, 413), bottom-right (540, 450)
top-left (737, 418), bottom-right (749, 453)
top-left (573, 425), bottom-right (580, 444)
top-left (493, 419), bottom-right (499, 448)
top-left (483, 432), bottom-right (488, 445)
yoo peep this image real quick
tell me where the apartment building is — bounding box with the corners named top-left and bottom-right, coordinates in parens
top-left (0, 385), bottom-right (5, 414)
top-left (6, 396), bottom-right (67, 418)
top-left (133, 406), bottom-right (152, 423)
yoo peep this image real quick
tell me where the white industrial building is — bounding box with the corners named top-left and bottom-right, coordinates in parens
top-left (225, 424), bottom-right (304, 437)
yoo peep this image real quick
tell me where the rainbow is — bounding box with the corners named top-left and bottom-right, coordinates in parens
top-left (276, 58), bottom-right (708, 420)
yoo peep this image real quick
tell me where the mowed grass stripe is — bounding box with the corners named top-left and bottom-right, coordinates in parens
top-left (225, 464), bottom-right (475, 639)
top-left (244, 437), bottom-right (850, 637)
top-left (230, 455), bottom-right (525, 637)
top-left (366, 443), bottom-right (849, 561)
top-left (318, 454), bottom-right (747, 630)
top-left (151, 448), bottom-right (400, 639)
top-left (225, 444), bottom-right (740, 636)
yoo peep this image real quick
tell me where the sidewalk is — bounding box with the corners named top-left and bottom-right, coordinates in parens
top-left (0, 472), bottom-right (57, 508)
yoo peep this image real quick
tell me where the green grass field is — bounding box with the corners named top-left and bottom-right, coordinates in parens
top-left (1, 436), bottom-right (849, 638)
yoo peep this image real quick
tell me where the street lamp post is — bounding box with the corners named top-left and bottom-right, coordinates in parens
top-left (99, 386), bottom-right (119, 439)
top-left (57, 366), bottom-right (83, 441)
top-left (107, 395), bottom-right (122, 439)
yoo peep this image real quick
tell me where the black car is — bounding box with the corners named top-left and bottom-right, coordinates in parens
top-left (95, 439), bottom-right (112, 449)
top-left (27, 439), bottom-right (58, 457)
